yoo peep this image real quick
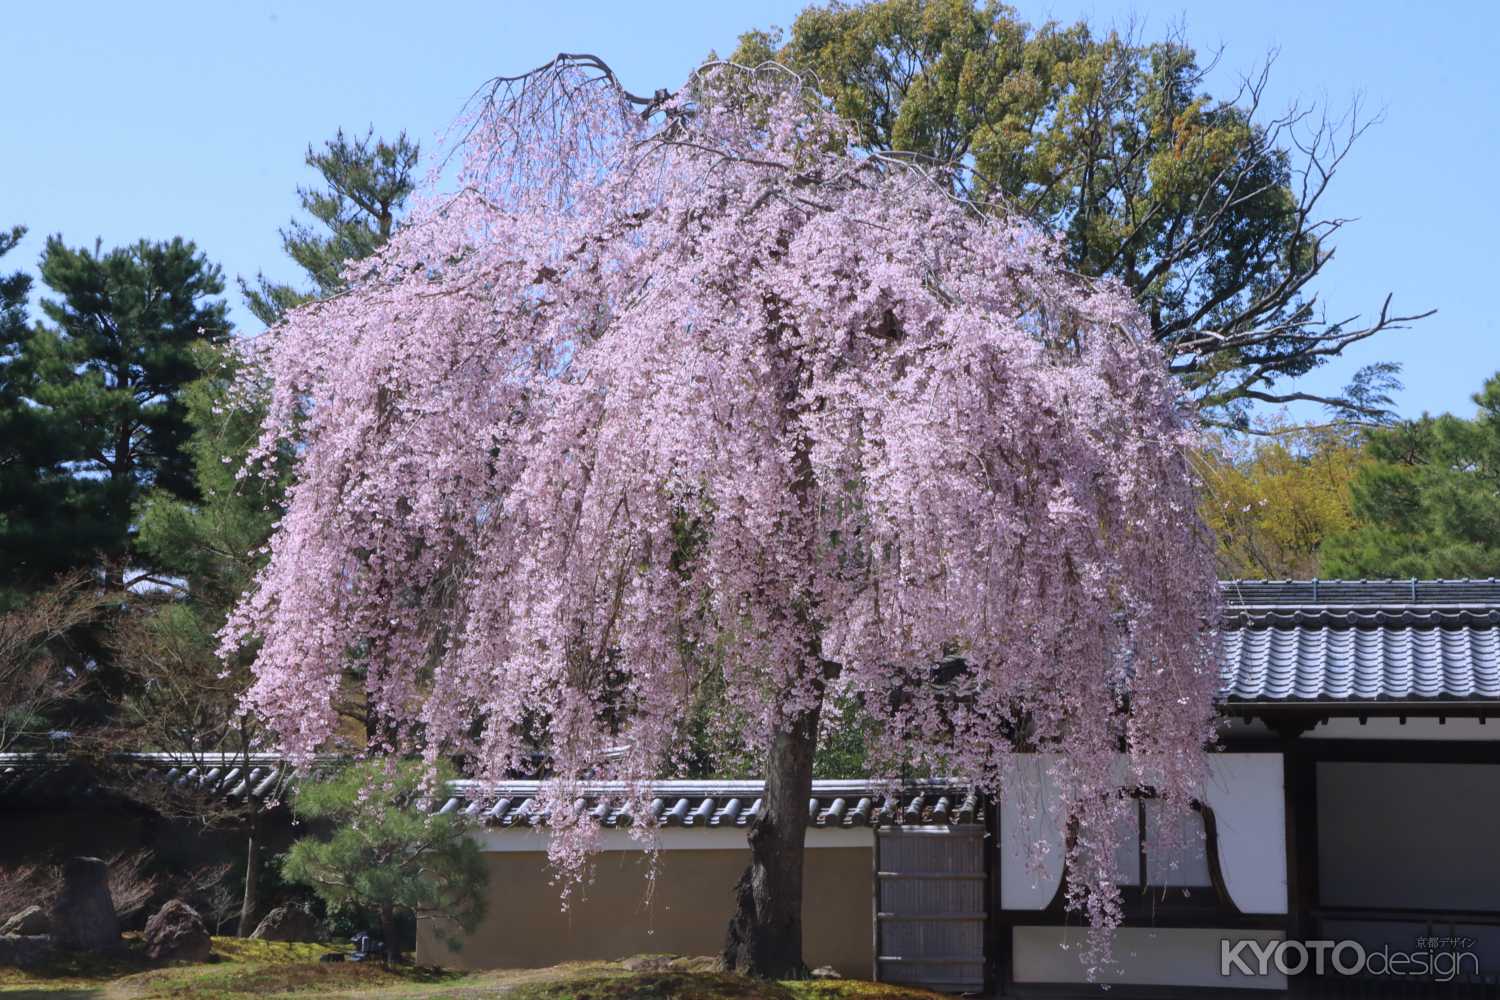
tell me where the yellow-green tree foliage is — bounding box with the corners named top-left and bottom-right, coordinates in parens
top-left (1197, 426), bottom-right (1369, 579)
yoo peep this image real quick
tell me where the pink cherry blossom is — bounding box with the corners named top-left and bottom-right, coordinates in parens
top-left (223, 61), bottom-right (1221, 957)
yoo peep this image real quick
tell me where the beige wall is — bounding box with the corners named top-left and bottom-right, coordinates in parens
top-left (418, 845), bottom-right (874, 976)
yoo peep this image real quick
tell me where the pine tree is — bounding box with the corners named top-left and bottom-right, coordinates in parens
top-left (0, 226), bottom-right (103, 605)
top-left (282, 760), bottom-right (487, 964)
top-left (240, 128), bottom-right (419, 326)
top-left (30, 235), bottom-right (230, 586)
top-left (1322, 373), bottom-right (1500, 577)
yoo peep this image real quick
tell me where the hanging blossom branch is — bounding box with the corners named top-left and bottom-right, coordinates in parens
top-left (223, 56), bottom-right (1222, 967)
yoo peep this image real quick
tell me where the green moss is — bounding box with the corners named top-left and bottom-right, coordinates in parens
top-left (0, 943), bottom-right (949, 999)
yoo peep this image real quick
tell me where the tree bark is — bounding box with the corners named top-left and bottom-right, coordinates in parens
top-left (236, 814), bottom-right (260, 937)
top-left (722, 695), bottom-right (823, 978)
top-left (379, 901), bottom-right (398, 967)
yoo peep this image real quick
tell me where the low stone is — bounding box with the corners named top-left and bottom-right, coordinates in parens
top-left (49, 857), bottom-right (119, 951)
top-left (810, 965), bottom-right (842, 979)
top-left (144, 899), bottom-right (211, 963)
top-left (0, 934), bottom-right (56, 967)
top-left (621, 953), bottom-right (680, 972)
top-left (250, 903), bottom-right (320, 942)
top-left (0, 905), bottom-right (50, 937)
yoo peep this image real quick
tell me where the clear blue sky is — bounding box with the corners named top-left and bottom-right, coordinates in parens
top-left (4, 1), bottom-right (1495, 420)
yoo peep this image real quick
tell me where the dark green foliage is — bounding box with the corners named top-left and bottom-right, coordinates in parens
top-left (26, 235), bottom-right (229, 583)
top-left (1322, 373), bottom-right (1500, 578)
top-left (106, 341), bottom-right (291, 760)
top-left (0, 227), bottom-right (101, 605)
top-left (812, 693), bottom-right (880, 779)
top-left (241, 129), bottom-right (419, 327)
top-left (733, 1), bottom-right (1425, 424)
top-left (281, 760), bottom-right (487, 963)
top-left (133, 341), bottom-right (288, 616)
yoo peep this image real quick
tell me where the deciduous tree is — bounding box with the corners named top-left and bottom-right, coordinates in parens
top-left (226, 57), bottom-right (1221, 976)
top-left (732, 2), bottom-right (1429, 426)
top-left (1197, 424), bottom-right (1368, 579)
top-left (0, 574), bottom-right (110, 752)
top-left (94, 340), bottom-right (292, 935)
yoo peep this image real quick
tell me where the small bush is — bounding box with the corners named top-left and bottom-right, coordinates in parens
top-left (281, 759), bottom-right (487, 964)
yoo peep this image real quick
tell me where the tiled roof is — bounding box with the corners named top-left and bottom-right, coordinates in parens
top-left (0, 753), bottom-right (292, 803)
top-left (1221, 578), bottom-right (1500, 606)
top-left (437, 779), bottom-right (981, 829)
top-left (0, 756), bottom-right (978, 830)
top-left (1218, 580), bottom-right (1500, 705)
top-left (1220, 624), bottom-right (1500, 702)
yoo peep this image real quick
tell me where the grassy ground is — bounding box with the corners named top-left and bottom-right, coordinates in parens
top-left (0, 939), bottom-right (949, 1000)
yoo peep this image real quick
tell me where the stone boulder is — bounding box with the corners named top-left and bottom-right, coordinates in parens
top-left (0, 934), bottom-right (56, 967)
top-left (810, 965), bottom-right (842, 979)
top-left (144, 899), bottom-right (211, 963)
top-left (250, 903), bottom-right (320, 943)
top-left (49, 857), bottom-right (119, 951)
top-left (622, 954), bottom-right (680, 972)
top-left (0, 905), bottom-right (50, 936)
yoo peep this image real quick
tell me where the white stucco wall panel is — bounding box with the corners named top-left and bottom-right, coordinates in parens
top-left (999, 753), bottom-right (1289, 915)
top-left (1012, 926), bottom-right (1287, 989)
top-left (998, 756), bottom-right (1067, 909)
top-left (1202, 753), bottom-right (1288, 914)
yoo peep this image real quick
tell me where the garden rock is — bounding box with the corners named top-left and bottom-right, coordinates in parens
top-left (810, 965), bottom-right (842, 979)
top-left (622, 954), bottom-right (680, 972)
top-left (49, 857), bottom-right (119, 950)
top-left (144, 899), bottom-right (211, 963)
top-left (250, 903), bottom-right (320, 942)
top-left (0, 934), bottom-right (56, 967)
top-left (0, 905), bottom-right (50, 936)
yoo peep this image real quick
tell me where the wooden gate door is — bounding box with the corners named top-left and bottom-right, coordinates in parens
top-left (875, 825), bottom-right (987, 993)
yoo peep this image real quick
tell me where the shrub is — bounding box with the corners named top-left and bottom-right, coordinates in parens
top-left (281, 760), bottom-right (486, 964)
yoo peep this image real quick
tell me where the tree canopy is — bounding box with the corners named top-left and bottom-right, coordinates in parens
top-left (28, 235), bottom-right (229, 585)
top-left (241, 128), bottom-right (420, 327)
top-left (1197, 425), bottom-right (1368, 579)
top-left (0, 227), bottom-right (103, 604)
top-left (731, 0), bottom-right (1428, 426)
top-left (1322, 372), bottom-right (1500, 578)
top-left (226, 56), bottom-right (1220, 974)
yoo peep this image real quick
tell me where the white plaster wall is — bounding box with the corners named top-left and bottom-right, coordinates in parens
top-left (998, 756), bottom-right (1067, 909)
top-left (1144, 798), bottom-right (1211, 886)
top-left (475, 825), bottom-right (874, 853)
top-left (999, 753), bottom-right (1288, 915)
top-left (1202, 753), bottom-right (1288, 914)
top-left (1011, 926), bottom-right (1287, 990)
top-left (1317, 761), bottom-right (1500, 910)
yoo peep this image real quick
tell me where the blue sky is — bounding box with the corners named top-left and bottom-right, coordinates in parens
top-left (3, 1), bottom-right (1495, 420)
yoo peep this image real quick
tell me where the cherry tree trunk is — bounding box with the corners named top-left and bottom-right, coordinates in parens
top-left (236, 814), bottom-right (260, 937)
top-left (380, 901), bottom-right (398, 966)
top-left (722, 697), bottom-right (823, 978)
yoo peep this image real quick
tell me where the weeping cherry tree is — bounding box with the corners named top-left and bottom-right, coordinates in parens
top-left (224, 56), bottom-right (1222, 977)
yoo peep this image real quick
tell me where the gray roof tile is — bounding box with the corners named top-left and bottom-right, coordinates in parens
top-left (439, 778), bottom-right (980, 829)
top-left (1221, 579), bottom-right (1500, 606)
top-left (1219, 622), bottom-right (1500, 703)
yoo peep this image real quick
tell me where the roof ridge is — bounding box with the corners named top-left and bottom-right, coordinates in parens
top-left (1221, 579), bottom-right (1500, 608)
